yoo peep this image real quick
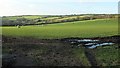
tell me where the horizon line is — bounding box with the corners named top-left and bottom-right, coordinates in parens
top-left (1, 13), bottom-right (119, 17)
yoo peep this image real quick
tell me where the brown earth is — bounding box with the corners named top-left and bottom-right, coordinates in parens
top-left (2, 35), bottom-right (120, 67)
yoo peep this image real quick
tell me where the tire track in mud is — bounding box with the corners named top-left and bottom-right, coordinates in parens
top-left (84, 48), bottom-right (98, 66)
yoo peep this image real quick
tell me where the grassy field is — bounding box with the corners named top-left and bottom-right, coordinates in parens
top-left (2, 17), bottom-right (119, 66)
top-left (94, 44), bottom-right (119, 66)
top-left (2, 18), bottom-right (118, 39)
top-left (2, 15), bottom-right (42, 20)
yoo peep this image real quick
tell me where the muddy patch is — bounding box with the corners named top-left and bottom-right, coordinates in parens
top-left (2, 40), bottom-right (83, 66)
top-left (2, 35), bottom-right (120, 66)
top-left (61, 35), bottom-right (119, 49)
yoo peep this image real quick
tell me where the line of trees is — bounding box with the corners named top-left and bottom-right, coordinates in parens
top-left (40, 14), bottom-right (118, 24)
top-left (2, 18), bottom-right (36, 26)
top-left (1, 14), bottom-right (118, 26)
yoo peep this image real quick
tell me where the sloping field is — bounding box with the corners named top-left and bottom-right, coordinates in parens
top-left (2, 18), bottom-right (118, 39)
top-left (2, 15), bottom-right (42, 20)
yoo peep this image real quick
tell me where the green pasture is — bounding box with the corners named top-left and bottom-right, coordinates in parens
top-left (2, 18), bottom-right (118, 39)
top-left (2, 15), bottom-right (42, 20)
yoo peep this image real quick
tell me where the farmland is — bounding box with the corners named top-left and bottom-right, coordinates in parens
top-left (2, 18), bottom-right (118, 39)
top-left (1, 15), bottom-right (119, 67)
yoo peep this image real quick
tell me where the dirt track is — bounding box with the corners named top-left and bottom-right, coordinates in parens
top-left (84, 48), bottom-right (98, 66)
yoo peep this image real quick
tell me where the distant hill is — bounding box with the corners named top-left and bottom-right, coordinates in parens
top-left (1, 14), bottom-right (118, 26)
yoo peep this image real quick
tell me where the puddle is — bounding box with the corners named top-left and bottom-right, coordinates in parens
top-left (68, 39), bottom-right (114, 49)
top-left (77, 39), bottom-right (99, 42)
top-left (68, 39), bottom-right (99, 44)
top-left (85, 43), bottom-right (114, 49)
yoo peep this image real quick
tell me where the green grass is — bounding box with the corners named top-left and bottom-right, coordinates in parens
top-left (2, 18), bottom-right (118, 39)
top-left (72, 44), bottom-right (119, 66)
top-left (94, 45), bottom-right (119, 66)
top-left (3, 15), bottom-right (42, 20)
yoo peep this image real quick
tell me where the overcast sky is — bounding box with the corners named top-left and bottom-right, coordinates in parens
top-left (0, 0), bottom-right (119, 16)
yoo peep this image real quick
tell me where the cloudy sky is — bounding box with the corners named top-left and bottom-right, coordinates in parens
top-left (0, 0), bottom-right (119, 16)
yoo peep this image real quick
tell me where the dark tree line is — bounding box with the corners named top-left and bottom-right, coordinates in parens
top-left (2, 18), bottom-right (36, 26)
top-left (1, 14), bottom-right (118, 26)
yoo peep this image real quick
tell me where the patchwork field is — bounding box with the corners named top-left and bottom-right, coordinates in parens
top-left (2, 18), bottom-right (118, 39)
top-left (1, 16), bottom-right (119, 67)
